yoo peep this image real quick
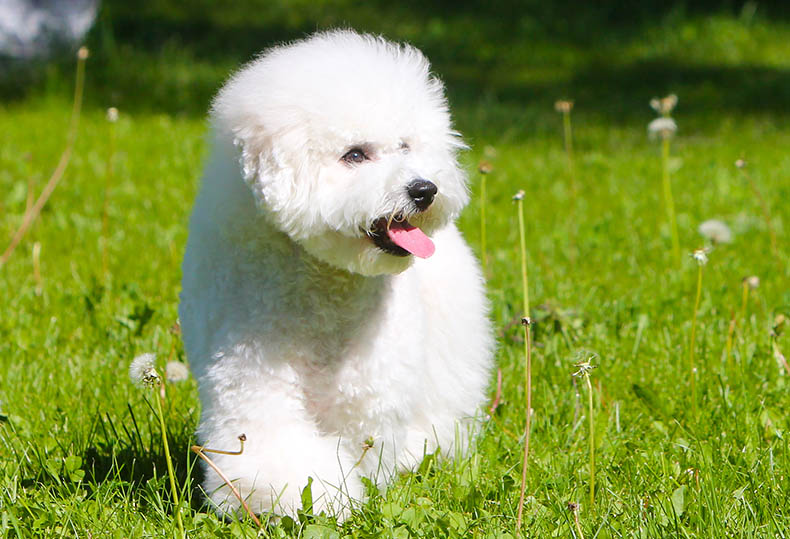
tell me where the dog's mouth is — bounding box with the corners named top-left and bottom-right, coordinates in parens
top-left (365, 212), bottom-right (435, 259)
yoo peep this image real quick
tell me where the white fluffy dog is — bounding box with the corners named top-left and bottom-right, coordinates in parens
top-left (179, 30), bottom-right (493, 519)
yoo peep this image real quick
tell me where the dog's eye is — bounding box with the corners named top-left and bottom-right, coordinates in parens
top-left (342, 148), bottom-right (368, 165)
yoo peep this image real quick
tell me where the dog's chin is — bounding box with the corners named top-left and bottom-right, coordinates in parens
top-left (300, 232), bottom-right (415, 277)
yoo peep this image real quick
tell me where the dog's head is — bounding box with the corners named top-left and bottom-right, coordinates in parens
top-left (211, 30), bottom-right (469, 276)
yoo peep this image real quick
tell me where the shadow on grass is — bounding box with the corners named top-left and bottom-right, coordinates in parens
top-left (82, 405), bottom-right (207, 512)
top-left (3, 1), bottom-right (790, 137)
top-left (454, 60), bottom-right (790, 127)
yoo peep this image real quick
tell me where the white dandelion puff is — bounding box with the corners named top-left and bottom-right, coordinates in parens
top-left (698, 219), bottom-right (732, 244)
top-left (648, 117), bottom-right (677, 140)
top-left (512, 190), bottom-right (525, 201)
top-left (744, 275), bottom-right (760, 289)
top-left (166, 361), bottom-right (190, 383)
top-left (691, 248), bottom-right (709, 266)
top-left (106, 107), bottom-right (119, 123)
top-left (130, 353), bottom-right (160, 388)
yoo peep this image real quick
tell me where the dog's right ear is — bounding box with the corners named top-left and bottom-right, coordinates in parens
top-left (210, 81), bottom-right (317, 239)
top-left (209, 71), bottom-right (292, 195)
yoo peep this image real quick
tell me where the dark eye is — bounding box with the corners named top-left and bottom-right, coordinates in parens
top-left (342, 148), bottom-right (368, 165)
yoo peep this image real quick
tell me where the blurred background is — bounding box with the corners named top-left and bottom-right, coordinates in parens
top-left (3, 0), bottom-right (790, 136)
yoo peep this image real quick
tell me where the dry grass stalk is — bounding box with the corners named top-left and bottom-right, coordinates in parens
top-left (1, 47), bottom-right (89, 269)
top-left (191, 435), bottom-right (262, 528)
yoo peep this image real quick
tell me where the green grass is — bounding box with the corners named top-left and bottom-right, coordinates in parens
top-left (2, 6), bottom-right (790, 537)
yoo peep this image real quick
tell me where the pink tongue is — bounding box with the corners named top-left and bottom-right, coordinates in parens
top-left (387, 224), bottom-right (435, 258)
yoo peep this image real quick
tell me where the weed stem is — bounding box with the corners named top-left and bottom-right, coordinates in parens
top-left (515, 196), bottom-right (532, 532)
top-left (585, 373), bottom-right (595, 508)
top-left (153, 388), bottom-right (185, 537)
top-left (688, 262), bottom-right (703, 419)
top-left (191, 444), bottom-right (262, 528)
top-left (661, 137), bottom-right (681, 267)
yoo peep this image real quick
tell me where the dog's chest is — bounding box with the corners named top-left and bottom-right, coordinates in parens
top-left (293, 294), bottom-right (426, 441)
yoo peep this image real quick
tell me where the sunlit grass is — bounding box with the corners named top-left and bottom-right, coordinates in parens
top-left (1, 11), bottom-right (790, 537)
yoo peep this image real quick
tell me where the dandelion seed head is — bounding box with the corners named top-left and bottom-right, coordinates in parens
top-left (572, 358), bottom-right (596, 378)
top-left (744, 275), bottom-right (760, 289)
top-left (512, 190), bottom-right (525, 201)
top-left (77, 46), bottom-right (89, 60)
top-left (691, 248), bottom-right (709, 266)
top-left (554, 100), bottom-right (574, 113)
top-left (650, 94), bottom-right (677, 115)
top-left (129, 353), bottom-right (160, 388)
top-left (648, 117), bottom-right (677, 140)
top-left (478, 160), bottom-right (493, 174)
top-left (698, 219), bottom-right (732, 244)
top-left (650, 98), bottom-right (661, 112)
top-left (735, 159), bottom-right (747, 169)
top-left (166, 361), bottom-right (189, 382)
top-left (106, 107), bottom-right (119, 123)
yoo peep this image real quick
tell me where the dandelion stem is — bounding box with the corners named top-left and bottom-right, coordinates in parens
top-left (584, 373), bottom-right (595, 509)
top-left (0, 48), bottom-right (87, 269)
top-left (153, 387), bottom-right (185, 537)
top-left (480, 172), bottom-right (487, 277)
top-left (515, 196), bottom-right (533, 532)
top-left (517, 199), bottom-right (530, 318)
top-left (661, 137), bottom-right (681, 267)
top-left (688, 263), bottom-right (703, 419)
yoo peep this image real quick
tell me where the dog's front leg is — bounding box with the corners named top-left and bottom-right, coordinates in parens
top-left (197, 378), bottom-right (362, 521)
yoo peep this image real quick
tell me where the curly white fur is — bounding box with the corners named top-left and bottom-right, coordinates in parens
top-left (179, 29), bottom-right (494, 519)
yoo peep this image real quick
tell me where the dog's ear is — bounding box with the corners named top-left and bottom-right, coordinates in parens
top-left (231, 129), bottom-right (300, 215)
top-left (233, 129), bottom-right (281, 185)
top-left (212, 116), bottom-right (320, 239)
top-left (210, 76), bottom-right (307, 220)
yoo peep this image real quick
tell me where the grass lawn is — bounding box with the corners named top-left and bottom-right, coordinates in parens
top-left (2, 5), bottom-right (790, 537)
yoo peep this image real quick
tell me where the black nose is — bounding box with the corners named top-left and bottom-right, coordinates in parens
top-left (407, 179), bottom-right (438, 211)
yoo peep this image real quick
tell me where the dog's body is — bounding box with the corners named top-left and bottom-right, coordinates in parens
top-left (179, 30), bottom-right (493, 517)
